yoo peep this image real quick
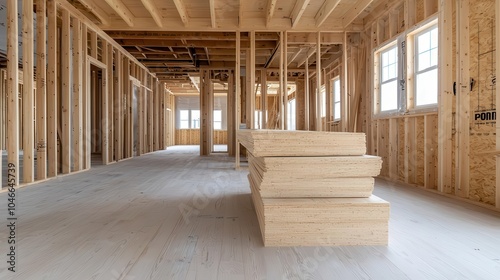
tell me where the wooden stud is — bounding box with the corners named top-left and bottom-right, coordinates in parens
top-left (154, 79), bottom-right (159, 151)
top-left (438, 0), bottom-right (453, 193)
top-left (341, 32), bottom-right (349, 131)
top-left (404, 117), bottom-right (417, 184)
top-left (305, 53), bottom-right (310, 130)
top-left (424, 115), bottom-right (437, 189)
top-left (496, 0), bottom-right (500, 208)
top-left (72, 18), bottom-right (83, 171)
top-left (7, 0), bottom-right (19, 185)
top-left (261, 70), bottom-right (267, 129)
top-left (455, 0), bottom-right (470, 197)
top-left (0, 70), bottom-right (4, 186)
top-left (36, 0), bottom-right (47, 180)
top-left (124, 57), bottom-right (132, 158)
top-left (235, 31), bottom-right (241, 168)
top-left (388, 118), bottom-right (398, 180)
top-left (107, 44), bottom-right (114, 161)
top-left (284, 31), bottom-right (288, 130)
top-left (61, 9), bottom-right (71, 174)
top-left (82, 24), bottom-right (90, 169)
top-left (279, 31), bottom-right (284, 129)
top-left (148, 76), bottom-right (154, 152)
top-left (324, 70), bottom-right (331, 131)
top-left (47, 0), bottom-right (57, 177)
top-left (404, 0), bottom-right (416, 28)
top-left (23, 0), bottom-right (35, 183)
top-left (100, 43), bottom-right (109, 164)
top-left (316, 31), bottom-right (322, 131)
top-left (250, 31), bottom-right (256, 129)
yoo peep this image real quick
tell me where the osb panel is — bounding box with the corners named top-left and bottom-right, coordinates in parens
top-left (427, 115), bottom-right (439, 189)
top-left (398, 118), bottom-right (405, 181)
top-left (416, 116), bottom-right (425, 186)
top-left (379, 119), bottom-right (390, 178)
top-left (468, 0), bottom-right (496, 205)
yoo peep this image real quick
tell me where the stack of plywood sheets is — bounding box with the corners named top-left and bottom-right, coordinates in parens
top-left (237, 129), bottom-right (390, 247)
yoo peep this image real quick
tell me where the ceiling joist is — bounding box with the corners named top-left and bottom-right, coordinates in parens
top-left (172, 0), bottom-right (189, 26)
top-left (77, 0), bottom-right (110, 25)
top-left (342, 0), bottom-right (374, 28)
top-left (103, 0), bottom-right (135, 27)
top-left (315, 0), bottom-right (342, 27)
top-left (291, 0), bottom-right (310, 28)
top-left (266, 0), bottom-right (278, 27)
top-left (139, 0), bottom-right (164, 28)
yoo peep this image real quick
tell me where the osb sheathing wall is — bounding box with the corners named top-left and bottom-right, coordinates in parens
top-left (364, 0), bottom-right (498, 207)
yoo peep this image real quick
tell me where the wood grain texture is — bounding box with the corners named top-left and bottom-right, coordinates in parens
top-left (0, 147), bottom-right (499, 279)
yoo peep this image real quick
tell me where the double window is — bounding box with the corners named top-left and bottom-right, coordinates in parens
top-left (179, 110), bottom-right (200, 129)
top-left (375, 20), bottom-right (438, 115)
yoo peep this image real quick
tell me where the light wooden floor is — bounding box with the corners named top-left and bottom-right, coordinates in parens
top-left (1, 145), bottom-right (500, 280)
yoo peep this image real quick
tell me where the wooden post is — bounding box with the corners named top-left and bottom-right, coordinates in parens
top-left (114, 51), bottom-right (123, 160)
top-left (36, 0), bottom-right (47, 180)
top-left (72, 18), bottom-right (83, 171)
top-left (23, 0), bottom-right (35, 183)
top-left (148, 76), bottom-right (154, 152)
top-left (47, 0), bottom-right (57, 177)
top-left (324, 69), bottom-right (331, 131)
top-left (101, 43), bottom-right (109, 164)
top-left (61, 9), bottom-right (71, 174)
top-left (455, 0), bottom-right (470, 197)
top-left (107, 44), bottom-right (114, 161)
top-left (261, 70), bottom-right (267, 129)
top-left (154, 79), bottom-right (159, 151)
top-left (124, 57), bottom-right (132, 158)
top-left (284, 31), bottom-right (288, 130)
top-left (235, 31), bottom-right (241, 168)
top-left (342, 32), bottom-right (349, 132)
top-left (279, 31), bottom-right (284, 130)
top-left (227, 72), bottom-right (234, 155)
top-left (7, 0), bottom-right (19, 185)
top-left (496, 0), bottom-right (500, 208)
top-left (82, 24), bottom-right (90, 169)
top-left (316, 31), bottom-right (322, 131)
top-left (250, 31), bottom-right (256, 129)
top-left (305, 53), bottom-right (310, 130)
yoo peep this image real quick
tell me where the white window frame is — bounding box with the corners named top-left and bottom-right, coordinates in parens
top-left (407, 19), bottom-right (439, 112)
top-left (374, 41), bottom-right (400, 116)
top-left (287, 98), bottom-right (296, 130)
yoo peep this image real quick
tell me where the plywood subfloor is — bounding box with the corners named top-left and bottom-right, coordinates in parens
top-left (0, 146), bottom-right (500, 280)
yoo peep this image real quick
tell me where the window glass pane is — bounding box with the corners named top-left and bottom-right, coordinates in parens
top-left (382, 67), bottom-right (389, 82)
top-left (287, 99), bottom-right (296, 130)
top-left (320, 89), bottom-right (326, 117)
top-left (418, 32), bottom-right (430, 53)
top-left (388, 64), bottom-right (397, 79)
top-left (334, 79), bottom-right (340, 100)
top-left (180, 120), bottom-right (189, 129)
top-left (430, 48), bottom-right (438, 67)
top-left (388, 48), bottom-right (396, 64)
top-left (430, 28), bottom-right (438, 49)
top-left (380, 80), bottom-right (398, 111)
top-left (334, 102), bottom-right (341, 120)
top-left (180, 110), bottom-right (189, 120)
top-left (191, 110), bottom-right (200, 129)
top-left (382, 52), bottom-right (389, 66)
top-left (213, 110), bottom-right (222, 121)
top-left (418, 51), bottom-right (431, 71)
top-left (416, 68), bottom-right (438, 106)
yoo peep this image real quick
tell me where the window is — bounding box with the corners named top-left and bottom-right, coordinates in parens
top-left (255, 110), bottom-right (262, 129)
top-left (415, 26), bottom-right (438, 106)
top-left (213, 110), bottom-right (222, 130)
top-left (379, 45), bottom-right (399, 112)
top-left (191, 110), bottom-right (200, 129)
top-left (332, 77), bottom-right (341, 120)
top-left (180, 110), bottom-right (190, 129)
top-left (287, 99), bottom-right (296, 130)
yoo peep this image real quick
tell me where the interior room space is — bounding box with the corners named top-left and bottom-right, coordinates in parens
top-left (0, 0), bottom-right (500, 279)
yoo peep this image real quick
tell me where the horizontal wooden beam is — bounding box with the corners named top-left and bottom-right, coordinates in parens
top-left (315, 0), bottom-right (341, 27)
top-left (266, 0), bottom-right (278, 26)
top-left (78, 0), bottom-right (110, 25)
top-left (114, 39), bottom-right (278, 49)
top-left (291, 0), bottom-right (310, 28)
top-left (172, 0), bottom-right (189, 26)
top-left (342, 0), bottom-right (374, 28)
top-left (103, 0), bottom-right (135, 27)
top-left (140, 0), bottom-right (163, 28)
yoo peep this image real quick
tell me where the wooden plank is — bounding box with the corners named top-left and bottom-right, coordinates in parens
top-left (209, 0), bottom-right (216, 28)
top-left (291, 0), bottom-right (310, 28)
top-left (388, 118), bottom-right (398, 180)
top-left (140, 0), bottom-right (163, 28)
top-left (455, 0), bottom-right (470, 197)
top-left (72, 18), bottom-right (83, 171)
top-left (266, 0), bottom-right (278, 27)
top-left (497, 0), bottom-right (500, 208)
top-left (343, 0), bottom-right (374, 28)
top-left (82, 24), bottom-right (90, 169)
top-left (101, 43), bottom-right (109, 164)
top-left (107, 44), bottom-right (114, 161)
top-left (7, 0), bottom-right (19, 185)
top-left (36, 0), bottom-right (47, 180)
top-left (437, 0), bottom-right (453, 193)
top-left (235, 31), bottom-right (241, 168)
top-left (103, 0), bottom-right (135, 27)
top-left (316, 31), bottom-right (322, 131)
top-left (315, 0), bottom-right (342, 27)
top-left (113, 52), bottom-right (124, 161)
top-left (172, 0), bottom-right (189, 26)
top-left (424, 115), bottom-right (437, 189)
top-left (47, 0), bottom-right (58, 177)
top-left (61, 9), bottom-right (71, 174)
top-left (23, 0), bottom-right (35, 183)
top-left (250, 31), bottom-right (256, 129)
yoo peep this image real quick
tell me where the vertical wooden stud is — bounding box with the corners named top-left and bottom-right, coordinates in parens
top-left (72, 18), bottom-right (83, 171)
top-left (61, 9), bottom-right (71, 174)
top-left (316, 31), bottom-right (322, 131)
top-left (7, 0), bottom-right (19, 185)
top-left (389, 118), bottom-right (398, 180)
top-left (250, 31), bottom-right (256, 129)
top-left (235, 31), bottom-right (241, 168)
top-left (101, 43), bottom-right (109, 164)
top-left (23, 0), bottom-right (35, 183)
top-left (496, 0), bottom-right (500, 207)
top-left (283, 31), bottom-right (288, 130)
top-left (36, 0), bottom-right (47, 180)
top-left (107, 44), bottom-right (114, 161)
top-left (82, 24), bottom-right (90, 169)
top-left (305, 54), bottom-right (310, 130)
top-left (279, 31), bottom-right (284, 129)
top-left (114, 51), bottom-right (122, 160)
top-left (47, 0), bottom-right (57, 177)
top-left (261, 70), bottom-right (267, 129)
top-left (341, 32), bottom-right (349, 132)
top-left (424, 115), bottom-right (437, 189)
